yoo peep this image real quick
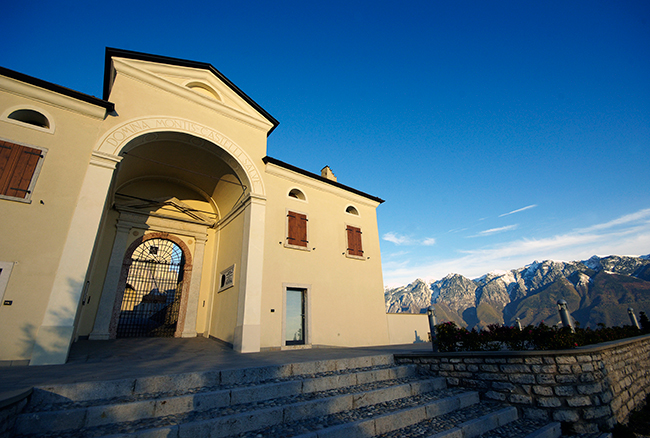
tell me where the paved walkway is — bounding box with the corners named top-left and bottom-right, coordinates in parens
top-left (0, 338), bottom-right (433, 395)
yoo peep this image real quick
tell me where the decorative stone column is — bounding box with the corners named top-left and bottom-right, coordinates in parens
top-left (233, 195), bottom-right (266, 353)
top-left (89, 222), bottom-right (133, 340)
top-left (180, 234), bottom-right (207, 337)
top-left (30, 151), bottom-right (121, 365)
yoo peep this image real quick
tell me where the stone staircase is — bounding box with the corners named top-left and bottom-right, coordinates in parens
top-left (10, 354), bottom-right (576, 437)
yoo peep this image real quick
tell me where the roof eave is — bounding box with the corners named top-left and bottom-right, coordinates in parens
top-left (0, 66), bottom-right (114, 112)
top-left (262, 156), bottom-right (385, 204)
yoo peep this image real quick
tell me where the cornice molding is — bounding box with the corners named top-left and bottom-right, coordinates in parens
top-left (0, 75), bottom-right (108, 120)
top-left (90, 151), bottom-right (122, 169)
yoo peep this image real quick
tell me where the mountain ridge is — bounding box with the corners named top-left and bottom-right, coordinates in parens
top-left (384, 254), bottom-right (650, 329)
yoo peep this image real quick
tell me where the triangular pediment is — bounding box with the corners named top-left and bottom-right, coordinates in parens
top-left (103, 48), bottom-right (278, 135)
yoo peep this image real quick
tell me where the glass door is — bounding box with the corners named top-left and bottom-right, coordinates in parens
top-left (286, 288), bottom-right (305, 345)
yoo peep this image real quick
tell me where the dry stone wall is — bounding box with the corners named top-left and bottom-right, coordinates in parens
top-left (394, 334), bottom-right (650, 434)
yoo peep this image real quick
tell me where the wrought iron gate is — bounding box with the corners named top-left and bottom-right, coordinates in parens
top-left (116, 238), bottom-right (185, 338)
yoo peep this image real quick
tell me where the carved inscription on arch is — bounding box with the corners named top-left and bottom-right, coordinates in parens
top-left (98, 117), bottom-right (264, 194)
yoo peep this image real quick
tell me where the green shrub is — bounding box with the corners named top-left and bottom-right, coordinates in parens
top-left (433, 319), bottom-right (642, 352)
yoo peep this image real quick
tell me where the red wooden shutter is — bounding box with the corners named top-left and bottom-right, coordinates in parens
top-left (346, 226), bottom-right (363, 257)
top-left (0, 141), bottom-right (42, 199)
top-left (287, 211), bottom-right (308, 247)
top-left (0, 142), bottom-right (14, 189)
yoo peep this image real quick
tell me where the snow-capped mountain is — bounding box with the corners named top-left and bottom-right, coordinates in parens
top-left (384, 279), bottom-right (432, 313)
top-left (384, 254), bottom-right (650, 329)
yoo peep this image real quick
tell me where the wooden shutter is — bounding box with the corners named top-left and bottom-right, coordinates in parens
top-left (287, 211), bottom-right (308, 247)
top-left (346, 225), bottom-right (364, 257)
top-left (0, 140), bottom-right (43, 199)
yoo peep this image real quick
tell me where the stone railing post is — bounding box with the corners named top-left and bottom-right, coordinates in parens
top-left (557, 299), bottom-right (574, 332)
top-left (427, 306), bottom-right (438, 352)
top-left (628, 307), bottom-right (640, 329)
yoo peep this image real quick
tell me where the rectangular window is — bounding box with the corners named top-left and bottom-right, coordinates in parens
top-left (346, 225), bottom-right (364, 258)
top-left (0, 140), bottom-right (45, 202)
top-left (286, 210), bottom-right (308, 249)
top-left (285, 288), bottom-right (306, 345)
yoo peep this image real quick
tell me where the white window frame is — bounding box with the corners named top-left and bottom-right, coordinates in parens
top-left (287, 187), bottom-right (308, 202)
top-left (281, 282), bottom-right (312, 349)
top-left (0, 138), bottom-right (48, 204)
top-left (1, 105), bottom-right (56, 134)
top-left (345, 204), bottom-right (360, 216)
top-left (284, 208), bottom-right (311, 251)
top-left (345, 223), bottom-right (365, 260)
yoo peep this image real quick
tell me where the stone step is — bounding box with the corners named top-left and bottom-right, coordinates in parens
top-left (10, 353), bottom-right (573, 438)
top-left (562, 434), bottom-right (612, 438)
top-left (25, 363), bottom-right (421, 413)
top-left (26, 354), bottom-right (399, 408)
top-left (475, 419), bottom-right (562, 438)
top-left (15, 374), bottom-right (445, 435)
top-left (98, 388), bottom-right (481, 438)
top-left (252, 398), bottom-right (510, 438)
top-left (373, 401), bottom-right (517, 438)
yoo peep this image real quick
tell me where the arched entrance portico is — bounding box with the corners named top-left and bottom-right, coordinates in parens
top-left (85, 123), bottom-right (267, 353)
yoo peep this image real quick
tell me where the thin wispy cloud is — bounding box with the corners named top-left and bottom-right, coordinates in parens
top-left (383, 208), bottom-right (650, 287)
top-left (382, 232), bottom-right (436, 246)
top-left (470, 224), bottom-right (518, 237)
top-left (499, 204), bottom-right (537, 217)
top-left (576, 208), bottom-right (650, 233)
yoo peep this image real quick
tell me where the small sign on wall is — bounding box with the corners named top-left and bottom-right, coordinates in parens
top-left (219, 264), bottom-right (235, 292)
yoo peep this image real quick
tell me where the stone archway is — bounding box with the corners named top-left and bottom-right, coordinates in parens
top-left (96, 116), bottom-right (265, 197)
top-left (88, 126), bottom-right (267, 353)
top-left (109, 232), bottom-right (194, 339)
top-left (89, 203), bottom-right (210, 341)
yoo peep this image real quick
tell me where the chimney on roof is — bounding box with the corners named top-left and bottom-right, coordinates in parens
top-left (321, 166), bottom-right (337, 182)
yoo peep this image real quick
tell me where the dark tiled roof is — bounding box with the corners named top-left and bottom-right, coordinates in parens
top-left (0, 66), bottom-right (114, 112)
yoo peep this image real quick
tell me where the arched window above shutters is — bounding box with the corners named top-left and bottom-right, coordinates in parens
top-left (345, 205), bottom-right (359, 215)
top-left (3, 107), bottom-right (55, 133)
top-left (288, 188), bottom-right (306, 201)
top-left (8, 109), bottom-right (50, 128)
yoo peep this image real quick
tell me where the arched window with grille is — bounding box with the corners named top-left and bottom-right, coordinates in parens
top-left (116, 238), bottom-right (185, 337)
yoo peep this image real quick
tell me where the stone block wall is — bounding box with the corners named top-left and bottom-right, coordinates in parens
top-left (394, 334), bottom-right (650, 434)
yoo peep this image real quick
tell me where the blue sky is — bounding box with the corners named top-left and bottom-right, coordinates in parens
top-left (3, 1), bottom-right (649, 286)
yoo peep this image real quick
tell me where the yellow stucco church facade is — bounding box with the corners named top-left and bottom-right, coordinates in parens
top-left (0, 48), bottom-right (391, 365)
